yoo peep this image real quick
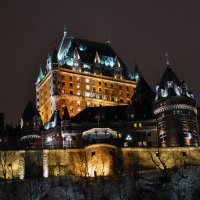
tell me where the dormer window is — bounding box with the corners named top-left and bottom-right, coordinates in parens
top-left (167, 81), bottom-right (173, 88)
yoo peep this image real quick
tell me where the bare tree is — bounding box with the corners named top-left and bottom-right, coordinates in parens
top-left (147, 148), bottom-right (169, 182)
top-left (0, 151), bottom-right (16, 180)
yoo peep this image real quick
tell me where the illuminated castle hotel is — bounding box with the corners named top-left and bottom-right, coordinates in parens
top-left (0, 29), bottom-right (199, 179)
top-left (17, 29), bottom-right (198, 149)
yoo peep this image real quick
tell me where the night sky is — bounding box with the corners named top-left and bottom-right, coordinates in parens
top-left (0, 0), bottom-right (200, 126)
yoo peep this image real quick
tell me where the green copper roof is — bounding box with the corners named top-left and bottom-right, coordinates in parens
top-left (36, 67), bottom-right (44, 84)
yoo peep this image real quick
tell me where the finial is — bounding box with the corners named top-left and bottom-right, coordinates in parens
top-left (165, 53), bottom-right (170, 66)
top-left (64, 25), bottom-right (67, 37)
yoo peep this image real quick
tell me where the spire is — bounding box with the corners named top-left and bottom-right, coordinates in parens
top-left (133, 60), bottom-right (140, 81)
top-left (94, 51), bottom-right (100, 64)
top-left (165, 53), bottom-right (170, 66)
top-left (36, 65), bottom-right (45, 84)
top-left (64, 25), bottom-right (67, 37)
top-left (73, 47), bottom-right (80, 60)
top-left (114, 56), bottom-right (121, 68)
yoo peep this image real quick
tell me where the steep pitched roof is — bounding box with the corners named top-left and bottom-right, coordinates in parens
top-left (62, 108), bottom-right (70, 121)
top-left (72, 106), bottom-right (127, 123)
top-left (130, 76), bottom-right (155, 119)
top-left (22, 101), bottom-right (40, 122)
top-left (36, 66), bottom-right (44, 84)
top-left (49, 110), bottom-right (61, 126)
top-left (159, 66), bottom-right (181, 88)
top-left (57, 32), bottom-right (135, 80)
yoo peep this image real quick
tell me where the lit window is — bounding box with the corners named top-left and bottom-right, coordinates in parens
top-left (70, 107), bottom-right (73, 112)
top-left (86, 78), bottom-right (90, 83)
top-left (77, 84), bottom-right (80, 89)
top-left (134, 123), bottom-right (137, 128)
top-left (77, 101), bottom-right (81, 106)
top-left (61, 89), bottom-right (65, 94)
top-left (139, 123), bottom-right (142, 127)
top-left (87, 102), bottom-right (91, 107)
top-left (78, 107), bottom-right (81, 112)
top-left (47, 137), bottom-right (52, 142)
top-left (77, 77), bottom-right (80, 82)
top-left (77, 91), bottom-right (81, 96)
top-left (85, 92), bottom-right (90, 97)
top-left (86, 85), bottom-right (90, 90)
top-left (83, 64), bottom-right (90, 69)
top-left (74, 62), bottom-right (79, 66)
top-left (70, 100), bottom-right (73, 105)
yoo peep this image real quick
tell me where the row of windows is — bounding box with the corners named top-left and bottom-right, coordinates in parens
top-left (60, 75), bottom-right (131, 90)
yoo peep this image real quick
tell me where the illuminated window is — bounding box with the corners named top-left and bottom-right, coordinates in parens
top-left (70, 107), bottom-right (73, 112)
top-left (134, 123), bottom-right (137, 128)
top-left (70, 100), bottom-right (73, 105)
top-left (86, 85), bottom-right (90, 90)
top-left (77, 77), bottom-right (80, 82)
top-left (143, 141), bottom-right (147, 146)
top-left (77, 84), bottom-right (80, 89)
top-left (83, 64), bottom-right (90, 69)
top-left (87, 102), bottom-right (91, 107)
top-left (130, 114), bottom-right (134, 119)
top-left (86, 78), bottom-right (90, 83)
top-left (77, 101), bottom-right (81, 106)
top-left (61, 89), bottom-right (65, 94)
top-left (77, 91), bottom-right (81, 96)
top-left (138, 142), bottom-right (142, 146)
top-left (85, 92), bottom-right (90, 97)
top-left (139, 123), bottom-right (142, 127)
top-left (78, 107), bottom-right (81, 112)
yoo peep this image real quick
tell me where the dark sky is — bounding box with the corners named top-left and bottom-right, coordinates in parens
top-left (0, 0), bottom-right (200, 126)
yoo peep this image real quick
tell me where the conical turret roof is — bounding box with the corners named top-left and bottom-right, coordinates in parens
top-left (22, 101), bottom-right (40, 122)
top-left (159, 66), bottom-right (181, 89)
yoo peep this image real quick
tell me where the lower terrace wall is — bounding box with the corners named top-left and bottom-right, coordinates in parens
top-left (1, 146), bottom-right (200, 180)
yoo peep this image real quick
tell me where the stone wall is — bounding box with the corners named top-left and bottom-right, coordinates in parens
top-left (1, 146), bottom-right (200, 179)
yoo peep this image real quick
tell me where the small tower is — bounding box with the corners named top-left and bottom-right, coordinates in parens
top-left (44, 110), bottom-right (63, 148)
top-left (152, 58), bottom-right (198, 147)
top-left (20, 101), bottom-right (42, 148)
top-left (113, 56), bottom-right (122, 79)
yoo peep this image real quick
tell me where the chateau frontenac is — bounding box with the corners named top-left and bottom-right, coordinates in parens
top-left (0, 29), bottom-right (199, 179)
